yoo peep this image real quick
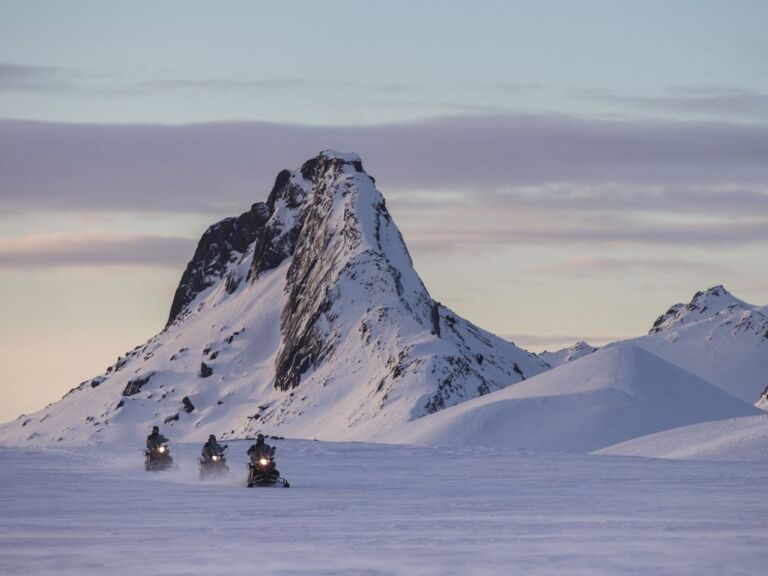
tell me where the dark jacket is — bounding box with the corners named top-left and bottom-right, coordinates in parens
top-left (202, 440), bottom-right (224, 461)
top-left (147, 432), bottom-right (169, 451)
top-left (247, 440), bottom-right (273, 462)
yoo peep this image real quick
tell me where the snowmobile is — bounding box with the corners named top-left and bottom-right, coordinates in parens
top-left (199, 445), bottom-right (230, 480)
top-left (247, 449), bottom-right (290, 488)
top-left (144, 443), bottom-right (175, 471)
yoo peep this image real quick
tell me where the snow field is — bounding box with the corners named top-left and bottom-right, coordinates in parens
top-left (2, 440), bottom-right (768, 575)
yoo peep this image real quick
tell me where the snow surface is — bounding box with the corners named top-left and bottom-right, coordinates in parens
top-left (0, 151), bottom-right (546, 448)
top-left (389, 343), bottom-right (760, 452)
top-left (539, 341), bottom-right (597, 367)
top-left (2, 440), bottom-right (767, 576)
top-left (598, 413), bottom-right (768, 462)
top-left (628, 286), bottom-right (768, 404)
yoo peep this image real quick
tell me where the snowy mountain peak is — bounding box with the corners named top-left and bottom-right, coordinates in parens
top-left (392, 342), bottom-right (760, 452)
top-left (539, 340), bottom-right (597, 368)
top-left (649, 285), bottom-right (746, 335)
top-left (318, 149), bottom-right (363, 163)
top-left (634, 286), bottom-right (768, 404)
top-left (0, 150), bottom-right (548, 446)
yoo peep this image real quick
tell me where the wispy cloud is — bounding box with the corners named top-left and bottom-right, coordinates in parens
top-left (1, 114), bottom-right (767, 251)
top-left (532, 257), bottom-right (736, 278)
top-left (0, 234), bottom-right (194, 268)
top-left (400, 206), bottom-right (767, 253)
top-left (2, 114), bottom-right (768, 211)
top-left (577, 86), bottom-right (768, 122)
top-left (0, 63), bottom-right (66, 91)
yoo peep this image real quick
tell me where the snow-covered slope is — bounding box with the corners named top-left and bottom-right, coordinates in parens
top-left (597, 414), bottom-right (768, 462)
top-left (389, 343), bottom-right (760, 453)
top-left (4, 442), bottom-right (768, 576)
top-left (626, 285), bottom-right (768, 404)
top-left (0, 150), bottom-right (547, 446)
top-left (539, 341), bottom-right (597, 368)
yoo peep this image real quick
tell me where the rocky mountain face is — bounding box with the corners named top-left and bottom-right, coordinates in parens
top-left (649, 285), bottom-right (765, 337)
top-left (1, 150), bottom-right (548, 446)
top-left (632, 285), bottom-right (768, 404)
top-left (167, 202), bottom-right (270, 326)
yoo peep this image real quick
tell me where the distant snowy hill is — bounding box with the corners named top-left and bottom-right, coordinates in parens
top-left (539, 341), bottom-right (597, 368)
top-left (389, 343), bottom-right (760, 453)
top-left (597, 414), bottom-right (768, 462)
top-left (625, 285), bottom-right (768, 404)
top-left (0, 150), bottom-right (547, 446)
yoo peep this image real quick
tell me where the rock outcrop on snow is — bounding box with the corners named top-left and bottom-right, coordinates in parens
top-left (167, 202), bottom-right (270, 325)
top-left (0, 150), bottom-right (548, 446)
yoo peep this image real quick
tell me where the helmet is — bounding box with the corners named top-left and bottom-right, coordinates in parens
top-left (208, 434), bottom-right (216, 442)
top-left (152, 426), bottom-right (159, 434)
top-left (256, 433), bottom-right (265, 442)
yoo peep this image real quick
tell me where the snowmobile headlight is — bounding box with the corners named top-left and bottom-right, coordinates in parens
top-left (158, 446), bottom-right (166, 453)
top-left (212, 455), bottom-right (219, 461)
top-left (259, 458), bottom-right (269, 466)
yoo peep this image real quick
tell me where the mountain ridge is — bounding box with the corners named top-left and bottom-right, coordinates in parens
top-left (0, 150), bottom-right (547, 446)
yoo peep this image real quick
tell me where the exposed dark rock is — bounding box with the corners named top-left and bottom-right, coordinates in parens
top-left (209, 350), bottom-right (219, 360)
top-left (111, 356), bottom-right (129, 373)
top-left (224, 270), bottom-right (241, 294)
top-left (273, 152), bottom-right (419, 391)
top-left (431, 301), bottom-right (441, 337)
top-left (122, 372), bottom-right (154, 396)
top-left (200, 362), bottom-right (213, 378)
top-left (116, 400), bottom-right (125, 409)
top-left (512, 363), bottom-right (525, 379)
top-left (90, 377), bottom-right (104, 388)
top-left (249, 169), bottom-right (310, 279)
top-left (164, 413), bottom-right (180, 424)
top-left (424, 356), bottom-right (490, 413)
top-left (181, 396), bottom-right (195, 413)
top-left (167, 202), bottom-right (270, 326)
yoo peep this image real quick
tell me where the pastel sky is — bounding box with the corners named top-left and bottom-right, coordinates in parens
top-left (1, 0), bottom-right (767, 423)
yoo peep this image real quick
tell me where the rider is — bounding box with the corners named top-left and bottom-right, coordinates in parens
top-left (247, 434), bottom-right (274, 464)
top-left (201, 434), bottom-right (224, 462)
top-left (146, 425), bottom-right (169, 452)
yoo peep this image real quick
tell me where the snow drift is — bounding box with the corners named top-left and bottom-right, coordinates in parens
top-left (389, 343), bottom-right (760, 453)
top-left (597, 413), bottom-right (768, 462)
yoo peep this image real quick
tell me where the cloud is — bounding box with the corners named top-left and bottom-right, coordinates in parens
top-left (0, 63), bottom-right (64, 91)
top-left (399, 204), bottom-right (768, 252)
top-left (2, 114), bottom-right (768, 214)
top-left (531, 257), bottom-right (736, 278)
top-left (1, 114), bottom-right (767, 251)
top-left (389, 183), bottom-right (768, 218)
top-left (0, 234), bottom-right (194, 268)
top-left (578, 86), bottom-right (768, 122)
